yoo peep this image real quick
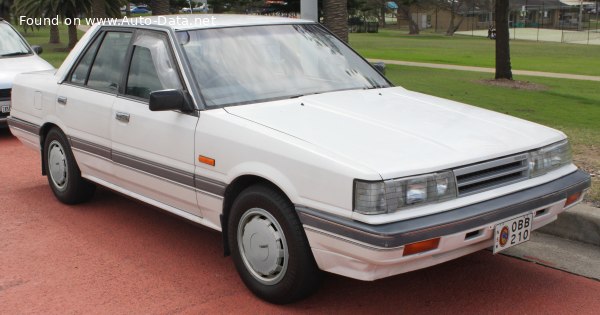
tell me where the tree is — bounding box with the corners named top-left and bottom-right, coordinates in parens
top-left (0, 0), bottom-right (12, 19)
top-left (12, 0), bottom-right (60, 43)
top-left (395, 0), bottom-right (419, 35)
top-left (91, 0), bottom-right (123, 18)
top-left (150, 0), bottom-right (170, 15)
top-left (91, 0), bottom-right (106, 18)
top-left (62, 0), bottom-right (91, 48)
top-left (13, 0), bottom-right (92, 48)
top-left (442, 0), bottom-right (467, 36)
top-left (323, 0), bottom-right (348, 42)
top-left (495, 0), bottom-right (512, 79)
top-left (209, 0), bottom-right (227, 13)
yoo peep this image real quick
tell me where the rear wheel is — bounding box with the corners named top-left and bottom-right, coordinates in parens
top-left (43, 128), bottom-right (95, 204)
top-left (228, 184), bottom-right (322, 304)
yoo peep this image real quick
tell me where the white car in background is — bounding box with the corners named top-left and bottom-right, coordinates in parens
top-left (0, 18), bottom-right (54, 127)
top-left (7, 15), bottom-right (591, 303)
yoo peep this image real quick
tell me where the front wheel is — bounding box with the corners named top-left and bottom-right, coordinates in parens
top-left (228, 184), bottom-right (322, 304)
top-left (43, 128), bottom-right (95, 204)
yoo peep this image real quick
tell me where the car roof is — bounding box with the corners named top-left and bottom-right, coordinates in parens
top-left (117, 14), bottom-right (314, 31)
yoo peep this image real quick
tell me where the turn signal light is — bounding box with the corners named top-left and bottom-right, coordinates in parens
top-left (403, 238), bottom-right (440, 256)
top-left (198, 155), bottom-right (215, 166)
top-left (565, 192), bottom-right (582, 207)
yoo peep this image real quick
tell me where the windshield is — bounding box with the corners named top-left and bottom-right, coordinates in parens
top-left (0, 23), bottom-right (32, 57)
top-left (178, 24), bottom-right (390, 107)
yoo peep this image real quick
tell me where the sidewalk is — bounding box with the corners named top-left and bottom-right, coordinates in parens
top-left (502, 202), bottom-right (600, 280)
top-left (368, 58), bottom-right (600, 82)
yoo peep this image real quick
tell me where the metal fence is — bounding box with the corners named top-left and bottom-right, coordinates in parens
top-left (454, 1), bottom-right (600, 45)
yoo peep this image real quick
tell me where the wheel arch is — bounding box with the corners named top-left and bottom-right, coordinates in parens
top-left (39, 122), bottom-right (62, 176)
top-left (220, 174), bottom-right (294, 257)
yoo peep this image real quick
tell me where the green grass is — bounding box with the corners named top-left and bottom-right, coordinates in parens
top-left (386, 65), bottom-right (600, 203)
top-left (16, 25), bottom-right (600, 203)
top-left (19, 25), bottom-right (84, 68)
top-left (350, 29), bottom-right (600, 76)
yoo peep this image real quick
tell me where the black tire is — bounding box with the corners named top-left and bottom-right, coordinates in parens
top-left (228, 184), bottom-right (322, 304)
top-left (43, 128), bottom-right (95, 204)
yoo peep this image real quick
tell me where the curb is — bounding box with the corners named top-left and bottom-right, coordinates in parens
top-left (538, 203), bottom-right (600, 246)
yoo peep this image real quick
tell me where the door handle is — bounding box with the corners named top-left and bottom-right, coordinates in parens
top-left (57, 96), bottom-right (67, 105)
top-left (115, 112), bottom-right (130, 123)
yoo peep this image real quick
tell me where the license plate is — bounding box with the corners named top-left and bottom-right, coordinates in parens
top-left (1, 104), bottom-right (9, 113)
top-left (493, 213), bottom-right (533, 254)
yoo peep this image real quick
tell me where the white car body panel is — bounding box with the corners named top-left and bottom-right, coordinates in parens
top-left (0, 55), bottom-right (54, 90)
top-left (225, 87), bottom-right (565, 179)
top-left (111, 97), bottom-right (200, 217)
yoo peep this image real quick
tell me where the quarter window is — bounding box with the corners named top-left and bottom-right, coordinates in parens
top-left (69, 34), bottom-right (102, 85)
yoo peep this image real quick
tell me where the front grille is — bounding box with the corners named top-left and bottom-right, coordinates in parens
top-left (454, 154), bottom-right (529, 196)
top-left (0, 89), bottom-right (10, 100)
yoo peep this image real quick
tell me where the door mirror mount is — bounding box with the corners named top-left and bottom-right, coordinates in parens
top-left (372, 61), bottom-right (386, 75)
top-left (31, 45), bottom-right (43, 55)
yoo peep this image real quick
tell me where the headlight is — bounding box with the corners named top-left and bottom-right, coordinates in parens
top-left (354, 171), bottom-right (457, 215)
top-left (529, 140), bottom-right (572, 177)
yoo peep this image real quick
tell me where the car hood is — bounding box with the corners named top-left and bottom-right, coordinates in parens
top-left (0, 55), bottom-right (54, 89)
top-left (225, 87), bottom-right (565, 179)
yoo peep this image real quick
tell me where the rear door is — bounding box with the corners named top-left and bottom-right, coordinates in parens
top-left (110, 29), bottom-right (201, 217)
top-left (57, 30), bottom-right (133, 180)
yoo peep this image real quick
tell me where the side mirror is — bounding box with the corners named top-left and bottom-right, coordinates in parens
top-left (31, 45), bottom-right (43, 55)
top-left (149, 89), bottom-right (194, 112)
top-left (372, 61), bottom-right (386, 75)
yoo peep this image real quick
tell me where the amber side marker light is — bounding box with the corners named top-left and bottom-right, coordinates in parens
top-left (402, 238), bottom-right (441, 256)
top-left (198, 155), bottom-right (215, 166)
top-left (565, 192), bottom-right (582, 207)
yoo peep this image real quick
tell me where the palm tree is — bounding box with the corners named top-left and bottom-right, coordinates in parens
top-left (12, 0), bottom-right (60, 43)
top-left (323, 0), bottom-right (348, 42)
top-left (13, 0), bottom-right (92, 48)
top-left (0, 0), bottom-right (13, 19)
top-left (150, 0), bottom-right (170, 15)
top-left (91, 0), bottom-right (106, 18)
top-left (91, 0), bottom-right (123, 18)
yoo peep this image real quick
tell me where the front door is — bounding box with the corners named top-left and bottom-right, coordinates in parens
top-left (109, 30), bottom-right (200, 217)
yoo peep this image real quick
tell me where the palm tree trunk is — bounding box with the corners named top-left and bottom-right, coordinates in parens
top-left (150, 0), bottom-right (170, 15)
top-left (0, 0), bottom-right (12, 19)
top-left (92, 0), bottom-right (107, 18)
top-left (49, 24), bottom-right (60, 44)
top-left (67, 23), bottom-right (78, 49)
top-left (323, 0), bottom-right (348, 42)
top-left (495, 0), bottom-right (512, 80)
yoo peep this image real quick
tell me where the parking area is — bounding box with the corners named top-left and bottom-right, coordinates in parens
top-left (1, 129), bottom-right (600, 313)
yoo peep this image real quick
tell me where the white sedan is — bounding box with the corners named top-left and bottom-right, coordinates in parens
top-left (7, 15), bottom-right (591, 303)
top-left (0, 18), bottom-right (54, 127)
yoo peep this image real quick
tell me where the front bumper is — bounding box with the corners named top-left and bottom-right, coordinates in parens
top-left (297, 170), bottom-right (591, 281)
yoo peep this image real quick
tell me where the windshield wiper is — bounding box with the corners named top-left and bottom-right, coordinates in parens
top-left (289, 91), bottom-right (326, 99)
top-left (1, 52), bottom-right (30, 57)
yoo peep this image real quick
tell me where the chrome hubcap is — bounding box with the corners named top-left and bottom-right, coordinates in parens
top-left (237, 208), bottom-right (288, 285)
top-left (48, 140), bottom-right (68, 190)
